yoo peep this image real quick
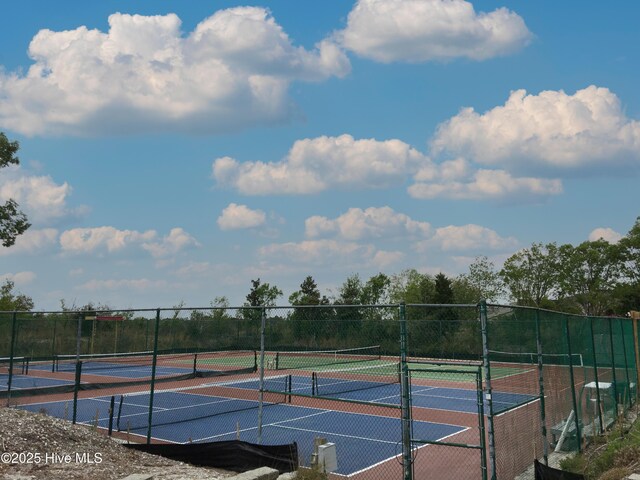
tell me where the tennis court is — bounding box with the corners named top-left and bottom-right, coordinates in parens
top-left (227, 374), bottom-right (537, 415)
top-left (16, 365), bottom-right (535, 477)
top-left (20, 388), bottom-right (466, 477)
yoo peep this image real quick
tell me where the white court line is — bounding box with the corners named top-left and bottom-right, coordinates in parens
top-left (348, 426), bottom-right (471, 478)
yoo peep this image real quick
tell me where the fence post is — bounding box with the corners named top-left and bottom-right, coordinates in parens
top-left (632, 311), bottom-right (640, 401)
top-left (6, 311), bottom-right (17, 405)
top-left (399, 303), bottom-right (413, 480)
top-left (618, 319), bottom-right (632, 408)
top-left (607, 318), bottom-right (619, 414)
top-left (535, 309), bottom-right (549, 464)
top-left (563, 315), bottom-right (582, 452)
top-left (589, 317), bottom-right (604, 433)
top-left (257, 306), bottom-right (267, 445)
top-left (146, 308), bottom-right (161, 444)
top-left (479, 301), bottom-right (496, 480)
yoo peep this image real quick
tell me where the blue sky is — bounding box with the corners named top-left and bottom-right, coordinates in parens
top-left (1, 0), bottom-right (639, 310)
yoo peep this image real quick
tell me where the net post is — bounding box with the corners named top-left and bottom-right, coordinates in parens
top-left (6, 311), bottom-right (17, 405)
top-left (563, 314), bottom-right (582, 452)
top-left (51, 317), bottom-right (57, 367)
top-left (146, 308), bottom-right (161, 445)
top-left (535, 308), bottom-right (549, 465)
top-left (399, 303), bottom-right (413, 480)
top-left (193, 353), bottom-right (198, 375)
top-left (257, 306), bottom-right (267, 445)
top-left (479, 300), bottom-right (496, 480)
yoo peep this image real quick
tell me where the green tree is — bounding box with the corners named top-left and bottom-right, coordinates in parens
top-left (1, 132), bottom-right (30, 247)
top-left (245, 278), bottom-right (282, 307)
top-left (620, 217), bottom-right (640, 284)
top-left (500, 243), bottom-right (561, 307)
top-left (434, 273), bottom-right (454, 304)
top-left (289, 276), bottom-right (328, 306)
top-left (557, 240), bottom-right (624, 315)
top-left (289, 276), bottom-right (330, 345)
top-left (0, 280), bottom-right (34, 311)
top-left (388, 269), bottom-right (435, 304)
top-left (616, 218), bottom-right (640, 314)
top-left (335, 274), bottom-right (363, 305)
top-left (361, 273), bottom-right (391, 305)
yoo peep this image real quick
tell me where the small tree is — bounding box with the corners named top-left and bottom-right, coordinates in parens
top-left (0, 280), bottom-right (34, 311)
top-left (1, 132), bottom-right (30, 247)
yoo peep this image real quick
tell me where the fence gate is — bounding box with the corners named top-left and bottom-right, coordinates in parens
top-left (406, 362), bottom-right (487, 480)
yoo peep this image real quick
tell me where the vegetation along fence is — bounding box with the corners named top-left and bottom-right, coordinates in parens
top-left (0, 303), bottom-right (638, 479)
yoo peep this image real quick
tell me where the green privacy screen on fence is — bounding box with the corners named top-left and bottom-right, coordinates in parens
top-left (0, 303), bottom-right (637, 479)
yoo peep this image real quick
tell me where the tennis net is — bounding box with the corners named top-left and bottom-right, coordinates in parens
top-left (488, 350), bottom-right (584, 367)
top-left (275, 345), bottom-right (381, 370)
top-left (0, 356), bottom-right (27, 376)
top-left (312, 362), bottom-right (400, 398)
top-left (54, 350), bottom-right (257, 375)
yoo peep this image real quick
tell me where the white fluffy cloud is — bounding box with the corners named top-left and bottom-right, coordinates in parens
top-left (142, 228), bottom-right (200, 258)
top-left (213, 134), bottom-right (427, 195)
top-left (0, 271), bottom-right (37, 286)
top-left (259, 239), bottom-right (403, 269)
top-left (77, 278), bottom-right (169, 292)
top-left (60, 227), bottom-right (156, 254)
top-left (306, 206), bottom-right (430, 240)
top-left (0, 166), bottom-right (78, 224)
top-left (0, 8), bottom-right (350, 136)
top-left (431, 86), bottom-right (640, 173)
top-left (0, 228), bottom-right (58, 256)
top-left (59, 226), bottom-right (197, 258)
top-left (588, 227), bottom-right (623, 244)
top-left (217, 203), bottom-right (267, 230)
top-left (409, 168), bottom-right (563, 201)
top-left (421, 224), bottom-right (517, 252)
top-left (337, 0), bottom-right (532, 63)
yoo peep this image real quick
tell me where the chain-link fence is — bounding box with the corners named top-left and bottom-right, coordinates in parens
top-left (1, 304), bottom-right (637, 479)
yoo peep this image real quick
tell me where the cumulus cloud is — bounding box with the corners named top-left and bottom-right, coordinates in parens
top-left (217, 203), bottom-right (266, 230)
top-left (213, 134), bottom-right (427, 195)
top-left (589, 227), bottom-right (623, 243)
top-left (336, 0), bottom-right (532, 63)
top-left (0, 8), bottom-right (350, 136)
top-left (59, 226), bottom-right (198, 258)
top-left (259, 239), bottom-right (403, 269)
top-left (420, 224), bottom-right (518, 252)
top-left (0, 165), bottom-right (80, 224)
top-left (409, 168), bottom-right (563, 201)
top-left (0, 228), bottom-right (58, 256)
top-left (77, 278), bottom-right (169, 292)
top-left (60, 226), bottom-right (156, 254)
top-left (306, 206), bottom-right (430, 240)
top-left (142, 228), bottom-right (200, 258)
top-left (431, 86), bottom-right (640, 173)
top-left (0, 271), bottom-right (37, 285)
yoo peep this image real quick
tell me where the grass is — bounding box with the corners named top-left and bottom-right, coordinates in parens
top-left (560, 406), bottom-right (640, 479)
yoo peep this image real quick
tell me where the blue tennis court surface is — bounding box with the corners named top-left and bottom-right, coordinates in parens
top-left (20, 389), bottom-right (466, 476)
top-left (0, 374), bottom-right (75, 390)
top-left (225, 375), bottom-right (537, 414)
top-left (30, 362), bottom-right (194, 379)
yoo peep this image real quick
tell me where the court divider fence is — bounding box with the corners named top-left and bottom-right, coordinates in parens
top-left (0, 304), bottom-right (638, 479)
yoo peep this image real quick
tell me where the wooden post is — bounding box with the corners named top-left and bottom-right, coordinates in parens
top-left (631, 311), bottom-right (640, 400)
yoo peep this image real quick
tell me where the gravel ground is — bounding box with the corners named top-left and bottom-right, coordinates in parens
top-left (0, 407), bottom-right (234, 480)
